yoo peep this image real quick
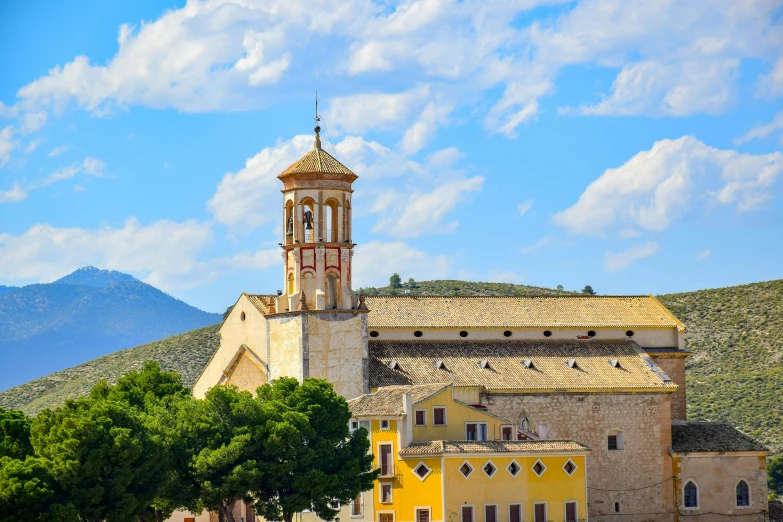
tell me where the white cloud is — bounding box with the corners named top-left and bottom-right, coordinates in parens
top-left (48, 144), bottom-right (70, 157)
top-left (517, 199), bottom-right (533, 216)
top-left (353, 240), bottom-right (451, 287)
top-left (553, 136), bottom-right (783, 236)
top-left (735, 111), bottom-right (783, 144)
top-left (325, 86), bottom-right (432, 134)
top-left (758, 57), bottom-right (783, 98)
top-left (371, 176), bottom-right (484, 238)
top-left (426, 147), bottom-right (463, 168)
top-left (696, 249), bottom-right (710, 261)
top-left (486, 269), bottom-right (524, 284)
top-left (401, 101), bottom-right (451, 154)
top-left (20, 111), bottom-right (47, 134)
top-left (604, 242), bottom-right (658, 272)
top-left (25, 139), bottom-right (42, 154)
top-left (520, 235), bottom-right (553, 253)
top-left (0, 183), bottom-right (27, 203)
top-left (32, 157), bottom-right (105, 188)
top-left (0, 126), bottom-right (14, 168)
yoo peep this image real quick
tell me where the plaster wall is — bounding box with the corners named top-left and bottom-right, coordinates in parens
top-left (370, 328), bottom-right (681, 348)
top-left (306, 312), bottom-right (368, 399)
top-left (225, 352), bottom-right (268, 393)
top-left (482, 392), bottom-right (675, 522)
top-left (411, 387), bottom-right (512, 441)
top-left (166, 509), bottom-right (211, 522)
top-left (650, 356), bottom-right (687, 420)
top-left (268, 314), bottom-right (306, 381)
top-left (674, 453), bottom-right (768, 521)
top-left (192, 295), bottom-right (267, 398)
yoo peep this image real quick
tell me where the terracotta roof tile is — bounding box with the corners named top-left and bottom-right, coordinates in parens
top-left (348, 383), bottom-right (451, 417)
top-left (279, 148), bottom-right (356, 177)
top-left (671, 422), bottom-right (768, 453)
top-left (399, 440), bottom-right (590, 456)
top-left (369, 339), bottom-right (678, 392)
top-left (365, 295), bottom-right (685, 332)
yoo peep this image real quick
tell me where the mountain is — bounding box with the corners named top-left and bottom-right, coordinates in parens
top-left (0, 278), bottom-right (781, 451)
top-left (0, 267), bottom-right (222, 391)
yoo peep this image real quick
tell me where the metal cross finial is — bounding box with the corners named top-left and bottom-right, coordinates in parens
top-left (314, 91), bottom-right (322, 149)
top-left (315, 91), bottom-right (320, 124)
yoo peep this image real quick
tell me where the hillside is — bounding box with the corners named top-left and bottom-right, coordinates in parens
top-left (1, 278), bottom-right (781, 451)
top-left (359, 279), bottom-right (568, 296)
top-left (0, 267), bottom-right (222, 390)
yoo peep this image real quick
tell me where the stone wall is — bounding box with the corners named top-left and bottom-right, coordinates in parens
top-left (673, 453), bottom-right (768, 521)
top-left (650, 355), bottom-right (687, 421)
top-left (306, 312), bottom-right (368, 399)
top-left (268, 314), bottom-right (305, 382)
top-left (225, 351), bottom-right (268, 393)
top-left (482, 392), bottom-right (675, 522)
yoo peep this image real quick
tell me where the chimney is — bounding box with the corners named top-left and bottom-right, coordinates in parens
top-left (401, 392), bottom-right (413, 448)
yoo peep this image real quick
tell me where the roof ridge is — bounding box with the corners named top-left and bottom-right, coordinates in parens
top-left (365, 294), bottom-right (654, 299)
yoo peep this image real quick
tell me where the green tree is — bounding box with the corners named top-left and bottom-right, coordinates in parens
top-left (223, 305), bottom-right (235, 321)
top-left (556, 285), bottom-right (564, 292)
top-left (0, 456), bottom-right (78, 522)
top-left (89, 362), bottom-right (193, 522)
top-left (31, 396), bottom-right (168, 522)
top-left (251, 378), bottom-right (379, 522)
top-left (770, 455), bottom-right (783, 496)
top-left (0, 408), bottom-right (33, 460)
top-left (389, 273), bottom-right (402, 289)
top-left (581, 285), bottom-right (596, 295)
top-left (407, 278), bottom-right (417, 289)
top-left (177, 385), bottom-right (264, 522)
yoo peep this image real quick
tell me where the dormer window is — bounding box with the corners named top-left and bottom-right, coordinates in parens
top-left (387, 361), bottom-right (401, 370)
top-left (566, 359), bottom-right (579, 369)
top-left (434, 359), bottom-right (446, 370)
top-left (522, 360), bottom-right (535, 369)
top-left (609, 359), bottom-right (622, 368)
top-left (479, 360), bottom-right (491, 369)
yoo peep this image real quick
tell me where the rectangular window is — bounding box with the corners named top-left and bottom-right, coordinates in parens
top-left (461, 506), bottom-right (474, 522)
top-left (501, 426), bottom-right (513, 441)
top-left (351, 493), bottom-right (362, 517)
top-left (380, 419), bottom-right (390, 430)
top-left (380, 483), bottom-right (393, 503)
top-left (350, 420), bottom-right (359, 432)
top-left (330, 500), bottom-right (341, 510)
top-left (485, 505), bottom-right (497, 522)
top-left (380, 513), bottom-right (394, 522)
top-left (608, 435), bottom-right (618, 450)
top-left (509, 504), bottom-right (521, 522)
top-left (415, 409), bottom-right (426, 426)
top-left (534, 503), bottom-right (546, 522)
top-left (565, 502), bottom-right (577, 522)
top-left (466, 423), bottom-right (488, 441)
top-left (433, 407), bottom-right (446, 425)
top-left (360, 420), bottom-right (370, 431)
top-left (416, 509), bottom-right (430, 522)
top-left (380, 444), bottom-right (393, 476)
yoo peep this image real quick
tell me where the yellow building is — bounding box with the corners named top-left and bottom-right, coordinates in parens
top-left (182, 124), bottom-right (769, 522)
top-left (346, 384), bottom-right (589, 522)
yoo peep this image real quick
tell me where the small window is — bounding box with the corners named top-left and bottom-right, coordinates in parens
top-left (329, 499), bottom-right (341, 509)
top-left (380, 483), bottom-right (393, 503)
top-left (416, 509), bottom-right (430, 522)
top-left (532, 460), bottom-right (546, 477)
top-left (459, 461), bottom-right (474, 478)
top-left (484, 505), bottom-right (497, 522)
top-left (608, 430), bottom-right (624, 450)
top-left (350, 420), bottom-right (359, 432)
top-left (534, 503), bottom-right (546, 522)
top-left (506, 460), bottom-right (521, 477)
top-left (509, 504), bottom-right (522, 522)
top-left (414, 330), bottom-right (423, 337)
top-left (543, 330), bottom-right (552, 337)
top-left (482, 461), bottom-right (497, 478)
top-left (461, 506), bottom-right (474, 522)
top-left (736, 480), bottom-right (750, 507)
top-left (433, 407), bottom-right (446, 426)
top-left (466, 423), bottom-right (488, 441)
top-left (563, 459), bottom-right (577, 476)
top-left (614, 502), bottom-right (621, 513)
top-left (413, 462), bottom-right (431, 480)
top-left (684, 481), bottom-right (698, 508)
top-left (565, 501), bottom-right (577, 522)
top-left (501, 426), bottom-right (514, 440)
top-left (415, 409), bottom-right (426, 426)
top-left (587, 330), bottom-right (596, 337)
top-left (626, 330), bottom-right (634, 337)
top-left (240, 312), bottom-right (246, 321)
top-left (460, 330), bottom-right (468, 337)
top-left (503, 330), bottom-right (512, 337)
top-left (370, 330), bottom-right (379, 337)
top-left (608, 435), bottom-right (618, 450)
top-left (351, 493), bottom-right (363, 517)
top-left (380, 514), bottom-right (394, 522)
top-left (380, 419), bottom-right (390, 430)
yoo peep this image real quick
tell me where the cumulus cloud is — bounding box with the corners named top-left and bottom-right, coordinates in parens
top-left (553, 136), bottom-right (783, 236)
top-left (0, 183), bottom-right (27, 203)
top-left (353, 240), bottom-right (451, 287)
top-left (325, 86), bottom-right (432, 134)
top-left (517, 200), bottom-right (533, 216)
top-left (758, 58), bottom-right (783, 98)
top-left (604, 242), bottom-right (658, 272)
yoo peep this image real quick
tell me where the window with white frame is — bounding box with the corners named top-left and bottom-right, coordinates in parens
top-left (531, 459), bottom-right (546, 477)
top-left (508, 504), bottom-right (522, 522)
top-left (459, 460), bottom-right (474, 478)
top-left (684, 480), bottom-right (698, 509)
top-left (506, 460), bottom-right (521, 477)
top-left (380, 483), bottom-right (393, 503)
top-left (380, 419), bottom-right (390, 430)
top-left (466, 422), bottom-right (488, 441)
top-left (562, 459), bottom-right (577, 476)
top-left (379, 443), bottom-right (393, 476)
top-left (433, 407), bottom-right (447, 426)
top-left (413, 462), bottom-right (432, 480)
top-left (351, 493), bottom-right (363, 517)
top-left (350, 420), bottom-right (359, 432)
top-left (482, 461), bottom-right (497, 478)
top-left (414, 409), bottom-right (426, 426)
top-left (461, 505), bottom-right (474, 522)
top-left (415, 508), bottom-right (430, 522)
top-left (501, 425), bottom-right (514, 440)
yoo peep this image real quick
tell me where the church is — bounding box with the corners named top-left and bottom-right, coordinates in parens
top-left (174, 126), bottom-right (769, 522)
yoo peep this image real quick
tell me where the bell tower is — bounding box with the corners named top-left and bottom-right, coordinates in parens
top-left (277, 125), bottom-right (357, 312)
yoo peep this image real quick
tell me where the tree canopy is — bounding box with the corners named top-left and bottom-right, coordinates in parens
top-left (389, 273), bottom-right (402, 289)
top-left (581, 285), bottom-right (596, 295)
top-left (0, 408), bottom-right (33, 460)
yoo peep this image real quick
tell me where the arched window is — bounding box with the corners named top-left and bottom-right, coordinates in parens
top-left (736, 480), bottom-right (750, 507)
top-left (326, 273), bottom-right (340, 309)
top-left (325, 199), bottom-right (338, 242)
top-left (301, 198), bottom-right (315, 243)
top-left (284, 200), bottom-right (294, 244)
top-left (684, 481), bottom-right (698, 509)
top-left (607, 430), bottom-right (624, 450)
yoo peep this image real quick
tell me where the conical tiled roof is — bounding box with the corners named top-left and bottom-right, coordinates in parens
top-left (278, 147), bottom-right (356, 177)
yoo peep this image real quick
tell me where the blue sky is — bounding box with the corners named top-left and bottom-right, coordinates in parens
top-left (1, 0), bottom-right (782, 313)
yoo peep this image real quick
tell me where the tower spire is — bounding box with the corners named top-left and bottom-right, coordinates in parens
top-left (314, 91), bottom-right (322, 150)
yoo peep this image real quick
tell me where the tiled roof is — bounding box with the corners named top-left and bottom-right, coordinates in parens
top-left (348, 383), bottom-right (451, 417)
top-left (369, 339), bottom-right (678, 392)
top-left (246, 294), bottom-right (275, 314)
top-left (399, 440), bottom-right (590, 456)
top-left (365, 295), bottom-right (685, 332)
top-left (671, 422), bottom-right (768, 453)
top-left (279, 148), bottom-right (357, 178)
